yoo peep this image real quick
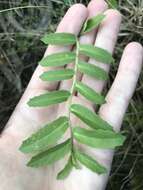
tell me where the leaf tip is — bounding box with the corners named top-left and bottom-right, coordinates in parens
top-left (19, 144), bottom-right (24, 152)
top-left (98, 166), bottom-right (108, 175)
top-left (82, 13), bottom-right (106, 34)
top-left (26, 160), bottom-right (33, 167)
top-left (39, 74), bottom-right (44, 81)
top-left (26, 158), bottom-right (37, 168)
top-left (19, 142), bottom-right (30, 154)
top-left (27, 99), bottom-right (33, 107)
top-left (56, 173), bottom-right (64, 180)
top-left (40, 36), bottom-right (46, 44)
top-left (120, 134), bottom-right (126, 145)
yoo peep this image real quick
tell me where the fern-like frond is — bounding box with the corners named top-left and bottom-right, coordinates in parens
top-left (20, 14), bottom-right (126, 180)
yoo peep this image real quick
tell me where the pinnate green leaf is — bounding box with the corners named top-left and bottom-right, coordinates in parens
top-left (41, 33), bottom-right (76, 45)
top-left (39, 52), bottom-right (76, 67)
top-left (28, 90), bottom-right (70, 107)
top-left (19, 117), bottom-right (69, 153)
top-left (27, 139), bottom-right (71, 167)
top-left (75, 81), bottom-right (105, 105)
top-left (70, 104), bottom-right (113, 131)
top-left (78, 61), bottom-right (108, 80)
top-left (73, 127), bottom-right (126, 149)
top-left (40, 69), bottom-right (74, 82)
top-left (57, 156), bottom-right (73, 180)
top-left (82, 14), bottom-right (105, 34)
top-left (75, 150), bottom-right (107, 174)
top-left (79, 44), bottom-right (114, 64)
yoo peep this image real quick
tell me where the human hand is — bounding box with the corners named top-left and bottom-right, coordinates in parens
top-left (0, 0), bottom-right (143, 189)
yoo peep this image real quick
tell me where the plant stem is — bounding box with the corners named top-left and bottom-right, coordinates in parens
top-left (68, 38), bottom-right (79, 152)
top-left (0, 5), bottom-right (49, 14)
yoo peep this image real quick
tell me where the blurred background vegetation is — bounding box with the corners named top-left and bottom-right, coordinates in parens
top-left (0, 0), bottom-right (142, 189)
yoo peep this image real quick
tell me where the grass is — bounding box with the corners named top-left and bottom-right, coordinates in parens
top-left (0, 0), bottom-right (142, 189)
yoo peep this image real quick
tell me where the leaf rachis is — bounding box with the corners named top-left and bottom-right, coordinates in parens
top-left (67, 38), bottom-right (80, 155)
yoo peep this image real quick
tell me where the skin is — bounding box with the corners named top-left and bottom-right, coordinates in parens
top-left (0, 0), bottom-right (143, 189)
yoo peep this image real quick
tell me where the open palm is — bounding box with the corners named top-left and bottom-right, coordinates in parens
top-left (0, 0), bottom-right (142, 190)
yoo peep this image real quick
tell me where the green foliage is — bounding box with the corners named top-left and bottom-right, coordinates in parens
top-left (78, 61), bottom-right (108, 80)
top-left (27, 139), bottom-right (71, 167)
top-left (57, 156), bottom-right (73, 180)
top-left (27, 90), bottom-right (70, 107)
top-left (20, 117), bottom-right (69, 153)
top-left (70, 104), bottom-right (113, 131)
top-left (75, 150), bottom-right (107, 174)
top-left (71, 152), bottom-right (81, 169)
top-left (79, 44), bottom-right (115, 64)
top-left (41, 33), bottom-right (76, 45)
top-left (20, 14), bottom-right (126, 180)
top-left (81, 14), bottom-right (105, 34)
top-left (73, 127), bottom-right (126, 149)
top-left (107, 0), bottom-right (118, 9)
top-left (39, 52), bottom-right (76, 67)
top-left (75, 82), bottom-right (105, 105)
top-left (40, 69), bottom-right (74, 81)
